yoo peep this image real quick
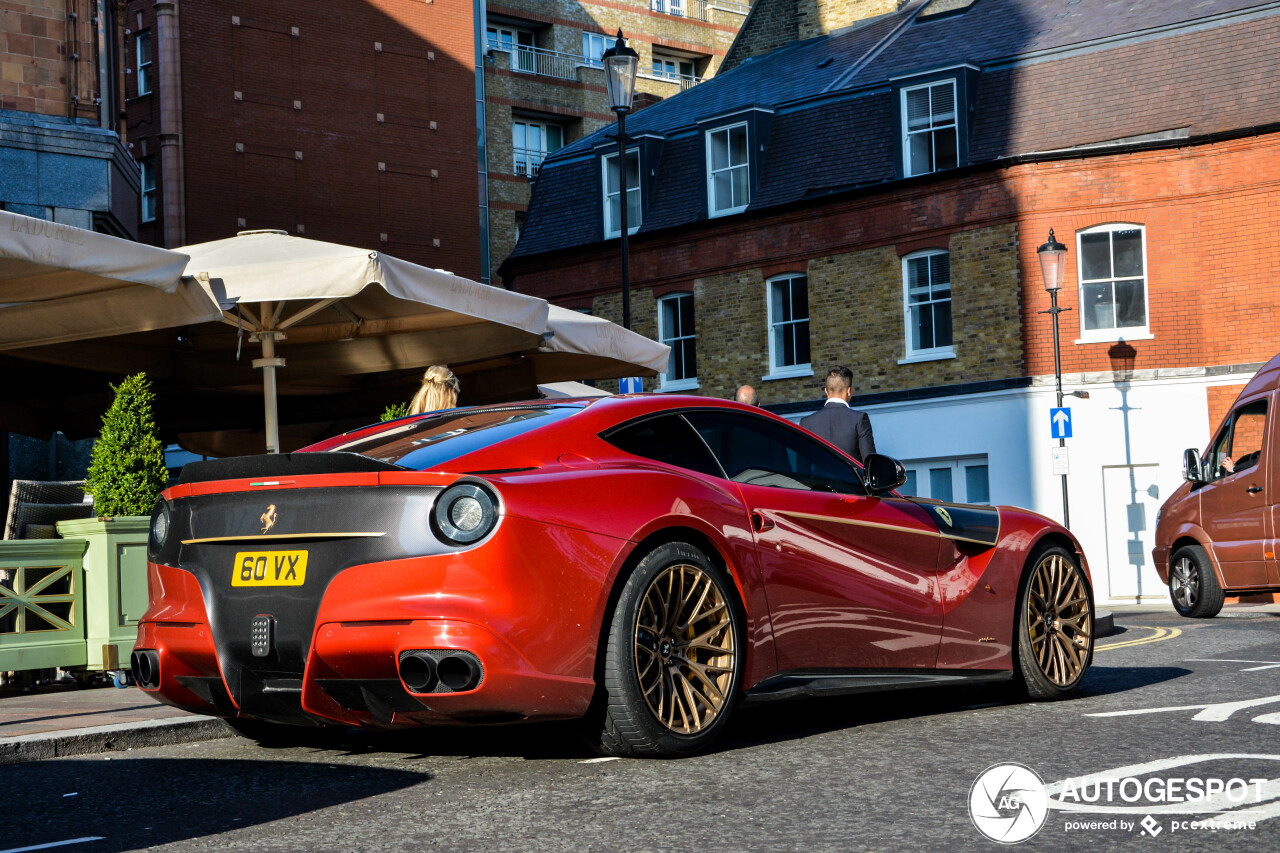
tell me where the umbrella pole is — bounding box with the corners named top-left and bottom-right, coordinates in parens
top-left (252, 331), bottom-right (286, 454)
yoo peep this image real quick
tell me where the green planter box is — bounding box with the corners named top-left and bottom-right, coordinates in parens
top-left (56, 517), bottom-right (150, 672)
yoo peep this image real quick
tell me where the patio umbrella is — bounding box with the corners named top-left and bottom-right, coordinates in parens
top-left (175, 229), bottom-right (552, 453)
top-left (533, 305), bottom-right (670, 382)
top-left (0, 210), bottom-right (215, 349)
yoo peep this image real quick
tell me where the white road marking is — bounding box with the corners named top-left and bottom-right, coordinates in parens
top-left (0, 839), bottom-right (105, 853)
top-left (1188, 658), bottom-right (1280, 671)
top-left (581, 756), bottom-right (621, 764)
top-left (1085, 694), bottom-right (1280, 722)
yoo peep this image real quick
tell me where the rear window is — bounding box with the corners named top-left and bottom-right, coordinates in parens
top-left (327, 406), bottom-right (581, 470)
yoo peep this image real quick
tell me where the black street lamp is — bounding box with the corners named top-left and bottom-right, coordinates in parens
top-left (602, 30), bottom-right (638, 330)
top-left (1038, 228), bottom-right (1072, 527)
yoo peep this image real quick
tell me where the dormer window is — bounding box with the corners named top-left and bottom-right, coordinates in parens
top-left (902, 79), bottom-right (958, 177)
top-left (706, 122), bottom-right (749, 217)
top-left (603, 148), bottom-right (641, 238)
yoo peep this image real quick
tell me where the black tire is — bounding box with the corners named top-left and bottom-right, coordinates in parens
top-left (585, 541), bottom-right (745, 757)
top-left (225, 717), bottom-right (342, 746)
top-left (1014, 543), bottom-right (1093, 700)
top-left (1168, 544), bottom-right (1225, 618)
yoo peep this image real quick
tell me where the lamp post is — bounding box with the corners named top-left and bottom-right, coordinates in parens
top-left (602, 30), bottom-right (638, 330)
top-left (1038, 228), bottom-right (1072, 527)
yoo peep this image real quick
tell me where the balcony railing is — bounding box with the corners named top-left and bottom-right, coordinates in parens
top-left (488, 41), bottom-right (582, 81)
top-left (513, 147), bottom-right (548, 178)
top-left (651, 0), bottom-right (709, 20)
top-left (647, 69), bottom-right (705, 91)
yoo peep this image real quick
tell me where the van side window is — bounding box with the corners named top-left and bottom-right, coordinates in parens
top-left (1207, 399), bottom-right (1268, 480)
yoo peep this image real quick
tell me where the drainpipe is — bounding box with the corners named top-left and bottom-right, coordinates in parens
top-left (155, 1), bottom-right (186, 247)
top-left (475, 0), bottom-right (490, 284)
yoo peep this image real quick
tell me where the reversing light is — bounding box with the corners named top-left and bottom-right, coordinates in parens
top-left (432, 482), bottom-right (499, 545)
top-left (148, 498), bottom-right (171, 557)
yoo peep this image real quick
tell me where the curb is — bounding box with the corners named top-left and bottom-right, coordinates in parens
top-left (0, 715), bottom-right (233, 766)
top-left (1095, 609), bottom-right (1116, 638)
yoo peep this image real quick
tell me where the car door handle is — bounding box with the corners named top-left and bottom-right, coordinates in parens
top-left (1247, 485), bottom-right (1264, 494)
top-left (751, 511), bottom-right (774, 532)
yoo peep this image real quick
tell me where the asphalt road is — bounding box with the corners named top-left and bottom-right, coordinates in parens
top-left (6, 606), bottom-right (1280, 853)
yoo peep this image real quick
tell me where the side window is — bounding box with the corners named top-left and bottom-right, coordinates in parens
top-left (603, 415), bottom-right (723, 478)
top-left (1207, 399), bottom-right (1268, 481)
top-left (684, 410), bottom-right (865, 495)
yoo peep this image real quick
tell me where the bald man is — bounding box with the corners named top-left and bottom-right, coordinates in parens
top-left (735, 385), bottom-right (759, 407)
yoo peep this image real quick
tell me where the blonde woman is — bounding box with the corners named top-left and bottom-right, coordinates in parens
top-left (408, 365), bottom-right (460, 414)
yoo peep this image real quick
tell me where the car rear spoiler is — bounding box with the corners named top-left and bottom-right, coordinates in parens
top-left (177, 452), bottom-right (408, 485)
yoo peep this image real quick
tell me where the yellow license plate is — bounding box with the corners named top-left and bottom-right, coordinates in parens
top-left (232, 550), bottom-right (308, 587)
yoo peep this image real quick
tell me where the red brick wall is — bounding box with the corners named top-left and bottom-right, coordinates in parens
top-left (2, 0), bottom-right (109, 122)
top-left (127, 0), bottom-right (478, 275)
top-left (1206, 384), bottom-right (1247, 446)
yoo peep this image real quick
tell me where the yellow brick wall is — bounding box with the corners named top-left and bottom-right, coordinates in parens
top-left (589, 223), bottom-right (1023, 403)
top-left (485, 0), bottom-right (747, 283)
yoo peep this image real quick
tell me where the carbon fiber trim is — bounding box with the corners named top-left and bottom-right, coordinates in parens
top-left (157, 485), bottom-right (448, 711)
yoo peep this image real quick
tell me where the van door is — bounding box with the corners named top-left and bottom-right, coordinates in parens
top-left (1199, 396), bottom-right (1270, 588)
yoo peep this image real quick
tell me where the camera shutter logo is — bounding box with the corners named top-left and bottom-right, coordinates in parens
top-left (969, 763), bottom-right (1050, 844)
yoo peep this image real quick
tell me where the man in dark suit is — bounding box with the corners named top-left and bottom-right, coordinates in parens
top-left (800, 366), bottom-right (876, 464)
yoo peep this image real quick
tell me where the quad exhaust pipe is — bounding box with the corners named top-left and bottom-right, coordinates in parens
top-left (398, 651), bottom-right (482, 693)
top-left (131, 649), bottom-right (161, 689)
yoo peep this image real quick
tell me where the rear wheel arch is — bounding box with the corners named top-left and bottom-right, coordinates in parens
top-left (591, 525), bottom-right (748, 690)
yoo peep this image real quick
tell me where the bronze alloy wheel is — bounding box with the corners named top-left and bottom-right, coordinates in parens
top-left (633, 562), bottom-right (736, 734)
top-left (1170, 554), bottom-right (1199, 609)
top-left (1026, 550), bottom-right (1093, 686)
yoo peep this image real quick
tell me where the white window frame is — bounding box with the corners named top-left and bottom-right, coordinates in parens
top-left (1075, 223), bottom-right (1151, 344)
top-left (657, 292), bottom-right (698, 391)
top-left (901, 79), bottom-right (958, 177)
top-left (765, 273), bottom-right (812, 380)
top-left (900, 455), bottom-right (990, 504)
top-left (581, 32), bottom-right (616, 65)
top-left (140, 157), bottom-right (156, 223)
top-left (705, 121), bottom-right (750, 218)
top-left (602, 147), bottom-right (642, 239)
top-left (900, 249), bottom-right (955, 363)
top-left (135, 31), bottom-right (152, 96)
top-left (512, 119), bottom-right (563, 178)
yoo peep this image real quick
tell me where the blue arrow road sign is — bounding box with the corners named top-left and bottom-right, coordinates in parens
top-left (1051, 407), bottom-right (1072, 439)
top-left (619, 377), bottom-right (644, 394)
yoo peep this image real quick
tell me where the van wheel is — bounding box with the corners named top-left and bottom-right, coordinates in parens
top-left (1169, 544), bottom-right (1224, 618)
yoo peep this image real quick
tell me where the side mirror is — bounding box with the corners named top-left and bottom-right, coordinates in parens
top-left (1183, 448), bottom-right (1205, 484)
top-left (864, 453), bottom-right (907, 495)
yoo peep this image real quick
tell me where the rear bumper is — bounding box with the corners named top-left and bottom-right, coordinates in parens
top-left (136, 562), bottom-right (596, 727)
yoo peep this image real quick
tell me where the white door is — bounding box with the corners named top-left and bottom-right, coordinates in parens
top-left (1101, 464), bottom-right (1165, 601)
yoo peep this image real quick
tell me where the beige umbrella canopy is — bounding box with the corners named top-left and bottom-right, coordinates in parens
top-left (178, 230), bottom-right (551, 452)
top-left (0, 210), bottom-right (215, 350)
top-left (3, 227), bottom-right (668, 454)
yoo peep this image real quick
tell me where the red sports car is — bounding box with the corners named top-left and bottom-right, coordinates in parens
top-left (135, 395), bottom-right (1095, 756)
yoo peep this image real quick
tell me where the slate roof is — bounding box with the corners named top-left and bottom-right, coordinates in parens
top-left (508, 0), bottom-right (1280, 265)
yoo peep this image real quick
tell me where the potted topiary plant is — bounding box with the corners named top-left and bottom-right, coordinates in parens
top-left (57, 372), bottom-right (168, 676)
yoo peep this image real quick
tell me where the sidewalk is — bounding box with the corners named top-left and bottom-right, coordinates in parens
top-left (0, 683), bottom-right (230, 765)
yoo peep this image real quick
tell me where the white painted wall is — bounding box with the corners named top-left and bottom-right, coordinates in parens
top-left (786, 369), bottom-right (1258, 605)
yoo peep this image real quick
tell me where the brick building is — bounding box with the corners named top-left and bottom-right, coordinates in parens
top-left (1, 0), bottom-right (138, 234)
top-left (501, 0), bottom-right (1280, 603)
top-left (124, 0), bottom-right (482, 277)
top-left (481, 0), bottom-right (750, 284)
